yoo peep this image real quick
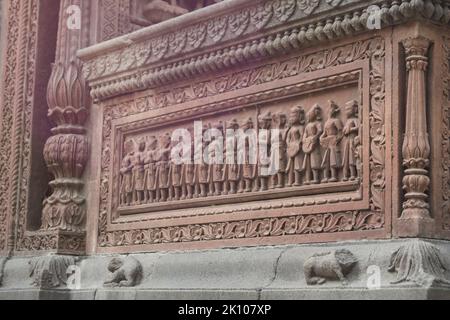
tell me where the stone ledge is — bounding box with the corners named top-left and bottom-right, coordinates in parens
top-left (1, 239), bottom-right (450, 300)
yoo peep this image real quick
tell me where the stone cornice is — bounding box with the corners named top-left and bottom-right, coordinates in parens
top-left (78, 0), bottom-right (450, 101)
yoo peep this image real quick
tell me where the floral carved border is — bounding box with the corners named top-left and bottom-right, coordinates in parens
top-left (0, 0), bottom-right (39, 253)
top-left (97, 37), bottom-right (387, 250)
top-left (443, 37), bottom-right (450, 231)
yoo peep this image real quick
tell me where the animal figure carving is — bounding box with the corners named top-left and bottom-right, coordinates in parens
top-left (304, 249), bottom-right (358, 286)
top-left (104, 257), bottom-right (143, 288)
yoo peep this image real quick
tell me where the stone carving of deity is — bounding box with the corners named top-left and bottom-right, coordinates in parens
top-left (156, 133), bottom-right (172, 202)
top-left (320, 101), bottom-right (344, 183)
top-left (144, 136), bottom-right (158, 203)
top-left (120, 141), bottom-right (135, 206)
top-left (342, 100), bottom-right (360, 181)
top-left (302, 104), bottom-right (323, 185)
top-left (223, 119), bottom-right (241, 195)
top-left (239, 118), bottom-right (257, 193)
top-left (131, 141), bottom-right (146, 205)
top-left (258, 112), bottom-right (272, 192)
top-left (286, 106), bottom-right (306, 187)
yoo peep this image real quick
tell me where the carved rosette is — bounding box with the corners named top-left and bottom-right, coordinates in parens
top-left (401, 37), bottom-right (432, 221)
top-left (42, 60), bottom-right (88, 234)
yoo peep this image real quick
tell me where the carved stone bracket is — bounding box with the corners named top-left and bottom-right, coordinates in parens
top-left (399, 36), bottom-right (435, 237)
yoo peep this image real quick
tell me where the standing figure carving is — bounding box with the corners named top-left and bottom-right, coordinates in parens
top-left (320, 101), bottom-right (343, 183)
top-left (120, 141), bottom-right (135, 206)
top-left (303, 105), bottom-right (323, 185)
top-left (271, 113), bottom-right (289, 189)
top-left (224, 119), bottom-right (241, 195)
top-left (144, 137), bottom-right (158, 203)
top-left (208, 122), bottom-right (225, 197)
top-left (197, 125), bottom-right (210, 198)
top-left (286, 106), bottom-right (306, 187)
top-left (131, 141), bottom-right (146, 205)
top-left (342, 100), bottom-right (360, 181)
top-left (258, 112), bottom-right (272, 192)
top-left (239, 118), bottom-right (257, 193)
top-left (182, 128), bottom-right (196, 200)
top-left (156, 133), bottom-right (172, 202)
top-left (169, 136), bottom-right (184, 201)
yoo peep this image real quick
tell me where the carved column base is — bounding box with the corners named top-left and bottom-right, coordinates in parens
top-left (29, 255), bottom-right (78, 289)
top-left (389, 240), bottom-right (450, 288)
top-left (22, 230), bottom-right (86, 256)
top-left (42, 195), bottom-right (86, 233)
top-left (396, 217), bottom-right (435, 238)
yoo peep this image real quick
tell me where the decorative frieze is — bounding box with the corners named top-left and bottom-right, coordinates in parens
top-left (79, 0), bottom-right (450, 101)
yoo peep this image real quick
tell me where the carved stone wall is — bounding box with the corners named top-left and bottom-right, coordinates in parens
top-left (1, 0), bottom-right (450, 257)
top-left (89, 35), bottom-right (387, 253)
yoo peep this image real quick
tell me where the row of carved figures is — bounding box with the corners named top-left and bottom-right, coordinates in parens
top-left (119, 100), bottom-right (361, 206)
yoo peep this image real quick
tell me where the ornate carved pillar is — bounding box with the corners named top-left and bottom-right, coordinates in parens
top-left (40, 0), bottom-right (91, 250)
top-left (399, 36), bottom-right (434, 236)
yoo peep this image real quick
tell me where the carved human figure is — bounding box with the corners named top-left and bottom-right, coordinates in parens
top-left (120, 141), bottom-right (135, 206)
top-left (156, 133), bottom-right (172, 202)
top-left (144, 136), bottom-right (158, 203)
top-left (258, 112), bottom-right (272, 192)
top-left (239, 118), bottom-right (257, 193)
top-left (223, 119), bottom-right (241, 195)
top-left (208, 122), bottom-right (225, 197)
top-left (181, 129), bottom-right (196, 200)
top-left (271, 112), bottom-right (289, 189)
top-left (320, 101), bottom-right (344, 183)
top-left (169, 137), bottom-right (184, 201)
top-left (302, 105), bottom-right (323, 185)
top-left (342, 100), bottom-right (360, 181)
top-left (286, 106), bottom-right (306, 187)
top-left (131, 141), bottom-right (146, 205)
top-left (196, 126), bottom-right (210, 198)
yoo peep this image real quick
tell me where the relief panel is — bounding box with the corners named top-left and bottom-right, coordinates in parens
top-left (96, 37), bottom-right (387, 252)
